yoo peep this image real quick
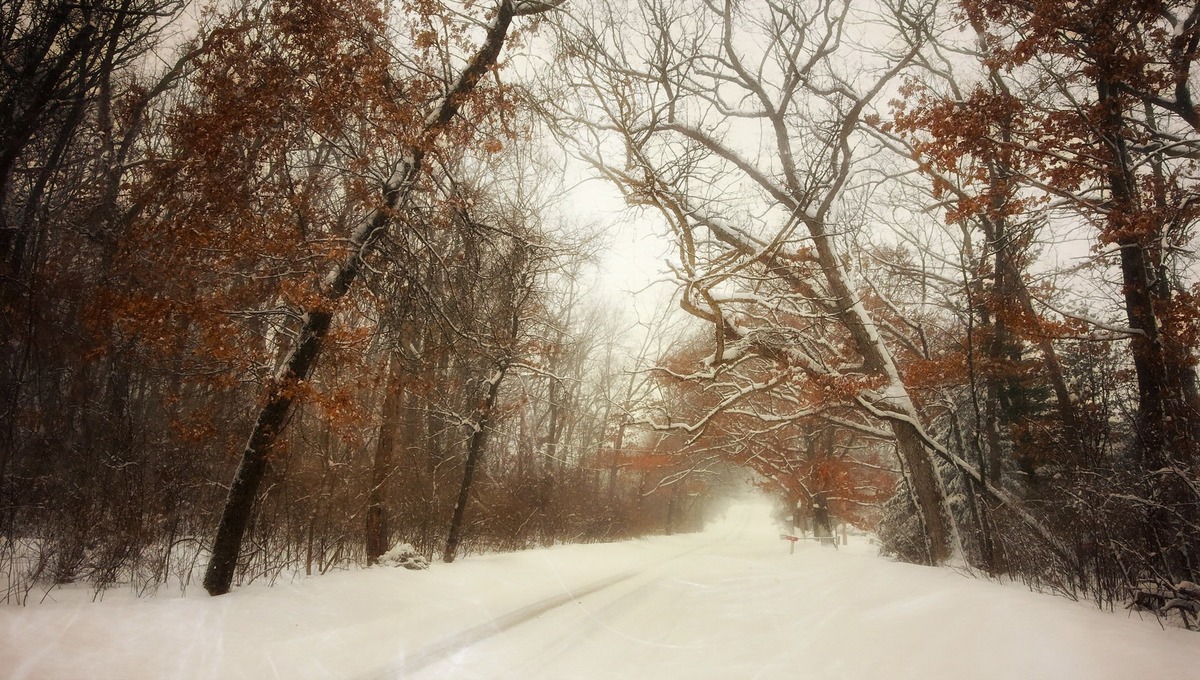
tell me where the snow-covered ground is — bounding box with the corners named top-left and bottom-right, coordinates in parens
top-left (3, 503), bottom-right (1198, 679)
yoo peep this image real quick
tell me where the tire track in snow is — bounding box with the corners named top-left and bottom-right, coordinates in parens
top-left (373, 518), bottom-right (752, 679)
top-left (389, 567), bottom-right (643, 677)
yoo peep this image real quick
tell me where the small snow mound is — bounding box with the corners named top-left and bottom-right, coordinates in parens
top-left (378, 543), bottom-right (429, 570)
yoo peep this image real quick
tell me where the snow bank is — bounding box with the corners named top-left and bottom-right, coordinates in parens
top-left (376, 543), bottom-right (429, 570)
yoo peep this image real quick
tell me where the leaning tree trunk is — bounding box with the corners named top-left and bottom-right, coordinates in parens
top-left (202, 0), bottom-right (533, 596)
top-left (443, 361), bottom-right (509, 564)
top-left (702, 209), bottom-right (955, 565)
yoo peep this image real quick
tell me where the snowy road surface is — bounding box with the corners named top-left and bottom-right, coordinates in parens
top-left (3, 503), bottom-right (1199, 679)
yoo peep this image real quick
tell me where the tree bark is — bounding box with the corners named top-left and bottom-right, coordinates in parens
top-left (1096, 78), bottom-right (1199, 580)
top-left (443, 362), bottom-right (508, 563)
top-left (366, 355), bottom-right (404, 564)
top-left (811, 491), bottom-right (832, 539)
top-left (203, 309), bottom-right (333, 595)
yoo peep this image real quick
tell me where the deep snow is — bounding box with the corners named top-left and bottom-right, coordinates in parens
top-left (3, 504), bottom-right (1198, 679)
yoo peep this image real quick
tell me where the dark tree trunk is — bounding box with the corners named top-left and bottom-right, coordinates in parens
top-left (1096, 76), bottom-right (1199, 580)
top-left (1095, 80), bottom-right (1191, 468)
top-left (811, 491), bottom-right (832, 539)
top-left (366, 356), bottom-right (404, 564)
top-left (607, 420), bottom-right (627, 504)
top-left (969, 19), bottom-right (1084, 470)
top-left (203, 310), bottom-right (332, 595)
top-left (886, 417), bottom-right (950, 563)
top-left (814, 428), bottom-right (835, 539)
top-left (443, 362), bottom-right (508, 563)
top-left (665, 490), bottom-right (676, 536)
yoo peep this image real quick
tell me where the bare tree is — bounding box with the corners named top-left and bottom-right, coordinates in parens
top-left (549, 0), bottom-right (969, 562)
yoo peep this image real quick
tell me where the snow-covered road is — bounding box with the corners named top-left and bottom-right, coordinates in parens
top-left (394, 507), bottom-right (1200, 679)
top-left (4, 504), bottom-right (1199, 679)
top-left (392, 523), bottom-right (731, 678)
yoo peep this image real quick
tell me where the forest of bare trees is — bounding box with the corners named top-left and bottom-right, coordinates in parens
top-left (2, 0), bottom-right (1197, 620)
